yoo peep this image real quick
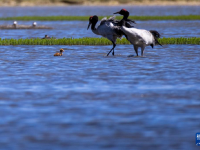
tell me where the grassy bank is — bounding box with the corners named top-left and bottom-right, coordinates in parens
top-left (1, 15), bottom-right (200, 21)
top-left (0, 37), bottom-right (199, 45)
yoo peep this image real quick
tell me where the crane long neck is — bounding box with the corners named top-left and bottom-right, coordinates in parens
top-left (91, 22), bottom-right (97, 30)
top-left (123, 12), bottom-right (129, 20)
top-left (91, 21), bottom-right (100, 35)
top-left (120, 19), bottom-right (126, 27)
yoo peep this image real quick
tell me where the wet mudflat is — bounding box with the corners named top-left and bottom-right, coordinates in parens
top-left (0, 44), bottom-right (199, 149)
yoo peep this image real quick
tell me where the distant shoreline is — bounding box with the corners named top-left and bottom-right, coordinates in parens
top-left (0, 1), bottom-right (200, 7)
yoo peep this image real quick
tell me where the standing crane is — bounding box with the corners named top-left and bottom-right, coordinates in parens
top-left (119, 19), bottom-right (162, 56)
top-left (87, 15), bottom-right (123, 56)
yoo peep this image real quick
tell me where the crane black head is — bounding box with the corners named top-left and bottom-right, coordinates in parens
top-left (114, 9), bottom-right (135, 25)
top-left (114, 9), bottom-right (129, 19)
top-left (87, 15), bottom-right (98, 30)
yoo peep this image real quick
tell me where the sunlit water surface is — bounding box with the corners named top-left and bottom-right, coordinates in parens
top-left (0, 44), bottom-right (200, 150)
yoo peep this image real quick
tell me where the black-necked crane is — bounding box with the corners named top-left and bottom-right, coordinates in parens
top-left (113, 9), bottom-right (136, 28)
top-left (87, 15), bottom-right (123, 56)
top-left (119, 19), bottom-right (162, 56)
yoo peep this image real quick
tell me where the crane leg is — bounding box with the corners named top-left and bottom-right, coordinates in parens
top-left (141, 46), bottom-right (145, 56)
top-left (134, 45), bottom-right (139, 56)
top-left (107, 42), bottom-right (116, 56)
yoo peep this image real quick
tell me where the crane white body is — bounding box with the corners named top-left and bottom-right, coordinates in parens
top-left (122, 27), bottom-right (155, 46)
top-left (92, 17), bottom-right (122, 43)
top-left (120, 26), bottom-right (157, 56)
top-left (88, 16), bottom-right (123, 56)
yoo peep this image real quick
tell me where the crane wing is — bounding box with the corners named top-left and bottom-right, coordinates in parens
top-left (97, 21), bottom-right (123, 39)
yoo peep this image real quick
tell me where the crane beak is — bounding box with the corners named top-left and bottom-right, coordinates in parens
top-left (113, 11), bottom-right (120, 14)
top-left (87, 22), bottom-right (91, 30)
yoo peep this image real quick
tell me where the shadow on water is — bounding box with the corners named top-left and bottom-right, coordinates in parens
top-left (0, 44), bottom-right (200, 149)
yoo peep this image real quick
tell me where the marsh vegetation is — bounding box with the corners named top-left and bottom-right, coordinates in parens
top-left (0, 37), bottom-right (199, 45)
top-left (1, 15), bottom-right (200, 21)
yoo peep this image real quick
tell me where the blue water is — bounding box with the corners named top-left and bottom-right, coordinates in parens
top-left (0, 6), bottom-right (200, 17)
top-left (0, 6), bottom-right (200, 150)
top-left (1, 6), bottom-right (200, 39)
top-left (0, 44), bottom-right (200, 150)
top-left (0, 20), bottom-right (200, 39)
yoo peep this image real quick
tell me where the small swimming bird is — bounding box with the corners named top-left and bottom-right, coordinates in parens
top-left (113, 9), bottom-right (136, 28)
top-left (32, 22), bottom-right (37, 27)
top-left (42, 35), bottom-right (51, 39)
top-left (13, 21), bottom-right (17, 28)
top-left (87, 15), bottom-right (123, 56)
top-left (54, 48), bottom-right (64, 56)
top-left (119, 20), bottom-right (162, 56)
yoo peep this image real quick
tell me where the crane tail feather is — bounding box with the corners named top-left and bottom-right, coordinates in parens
top-left (150, 30), bottom-right (162, 47)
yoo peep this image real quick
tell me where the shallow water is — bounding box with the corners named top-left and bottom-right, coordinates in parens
top-left (1, 20), bottom-right (200, 39)
top-left (0, 44), bottom-right (200, 149)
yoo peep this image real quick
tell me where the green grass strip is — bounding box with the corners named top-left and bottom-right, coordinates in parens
top-left (0, 37), bottom-right (199, 45)
top-left (1, 15), bottom-right (200, 21)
